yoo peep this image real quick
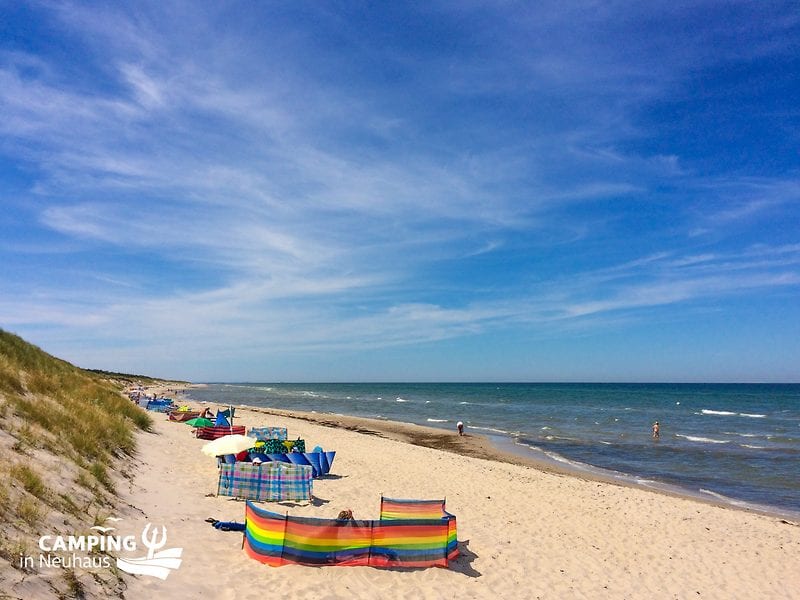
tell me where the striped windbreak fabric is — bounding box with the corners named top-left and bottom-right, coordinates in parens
top-left (244, 497), bottom-right (459, 568)
top-left (217, 462), bottom-right (313, 502)
top-left (196, 425), bottom-right (247, 440)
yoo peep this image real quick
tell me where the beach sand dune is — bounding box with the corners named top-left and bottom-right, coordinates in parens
top-left (122, 402), bottom-right (800, 599)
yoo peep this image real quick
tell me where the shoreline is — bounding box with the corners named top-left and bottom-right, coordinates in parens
top-left (122, 385), bottom-right (800, 599)
top-left (207, 401), bottom-right (800, 523)
top-left (181, 382), bottom-right (800, 521)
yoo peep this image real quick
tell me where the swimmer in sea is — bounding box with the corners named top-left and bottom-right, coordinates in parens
top-left (652, 421), bottom-right (660, 439)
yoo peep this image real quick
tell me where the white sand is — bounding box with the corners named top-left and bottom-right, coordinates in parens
top-left (121, 398), bottom-right (800, 599)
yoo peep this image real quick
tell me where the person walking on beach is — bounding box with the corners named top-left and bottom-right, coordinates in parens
top-left (652, 421), bottom-right (660, 439)
top-left (457, 421), bottom-right (464, 436)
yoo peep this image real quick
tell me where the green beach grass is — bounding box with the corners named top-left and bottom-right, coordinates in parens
top-left (0, 328), bottom-right (168, 597)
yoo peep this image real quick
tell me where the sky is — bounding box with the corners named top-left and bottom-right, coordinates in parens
top-left (1, 1), bottom-right (799, 383)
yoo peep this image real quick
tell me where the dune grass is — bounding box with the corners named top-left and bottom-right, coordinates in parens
top-left (0, 329), bottom-right (167, 597)
top-left (0, 328), bottom-right (154, 517)
top-left (0, 329), bottom-right (152, 463)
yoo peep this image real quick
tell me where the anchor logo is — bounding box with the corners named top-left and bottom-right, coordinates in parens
top-left (116, 522), bottom-right (183, 580)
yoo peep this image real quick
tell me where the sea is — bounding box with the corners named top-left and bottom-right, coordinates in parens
top-left (183, 382), bottom-right (800, 518)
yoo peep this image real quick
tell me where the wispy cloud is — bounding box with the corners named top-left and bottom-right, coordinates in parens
top-left (1, 1), bottom-right (798, 379)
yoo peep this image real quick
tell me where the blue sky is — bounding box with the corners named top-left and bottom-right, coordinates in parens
top-left (1, 1), bottom-right (798, 382)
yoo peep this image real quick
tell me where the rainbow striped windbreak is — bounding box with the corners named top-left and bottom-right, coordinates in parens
top-left (244, 497), bottom-right (459, 568)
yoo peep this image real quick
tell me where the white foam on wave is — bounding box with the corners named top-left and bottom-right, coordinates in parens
top-left (459, 401), bottom-right (469, 405)
top-left (541, 426), bottom-right (551, 430)
top-left (697, 489), bottom-right (750, 508)
top-left (699, 488), bottom-right (729, 501)
top-left (723, 432), bottom-right (758, 438)
top-left (395, 397), bottom-right (407, 402)
top-left (701, 409), bottom-right (737, 416)
top-left (599, 441), bottom-right (612, 445)
top-left (740, 444), bottom-right (766, 449)
top-left (427, 418), bottom-right (448, 423)
top-left (467, 425), bottom-right (510, 435)
top-left (676, 434), bottom-right (729, 444)
top-left (739, 413), bottom-right (766, 418)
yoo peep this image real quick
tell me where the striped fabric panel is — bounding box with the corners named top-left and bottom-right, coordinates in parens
top-left (380, 497), bottom-right (459, 561)
top-left (379, 498), bottom-right (446, 520)
top-left (247, 427), bottom-right (288, 441)
top-left (446, 516), bottom-right (458, 560)
top-left (218, 462), bottom-right (312, 501)
top-left (244, 498), bottom-right (458, 568)
top-left (196, 425), bottom-right (247, 440)
top-left (282, 517), bottom-right (373, 566)
top-left (369, 520), bottom-right (449, 567)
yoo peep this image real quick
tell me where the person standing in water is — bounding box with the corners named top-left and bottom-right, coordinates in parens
top-left (652, 421), bottom-right (660, 439)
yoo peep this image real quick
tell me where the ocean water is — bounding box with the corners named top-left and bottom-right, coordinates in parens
top-left (184, 382), bottom-right (800, 517)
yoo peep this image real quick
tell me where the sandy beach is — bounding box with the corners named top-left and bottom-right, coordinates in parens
top-left (120, 390), bottom-right (800, 599)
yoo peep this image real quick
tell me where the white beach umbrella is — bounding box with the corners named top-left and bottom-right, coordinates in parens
top-left (200, 434), bottom-right (255, 457)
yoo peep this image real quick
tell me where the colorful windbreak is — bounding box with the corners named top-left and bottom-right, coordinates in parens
top-left (195, 425), bottom-right (247, 440)
top-left (244, 497), bottom-right (458, 568)
top-left (218, 462), bottom-right (312, 502)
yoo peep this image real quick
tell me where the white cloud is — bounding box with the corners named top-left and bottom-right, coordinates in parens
top-left (1, 2), bottom-right (798, 379)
